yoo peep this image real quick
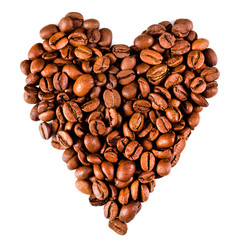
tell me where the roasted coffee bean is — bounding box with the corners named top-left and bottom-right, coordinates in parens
top-left (134, 34), bottom-right (154, 50)
top-left (124, 141), bottom-right (143, 160)
top-left (93, 56), bottom-right (110, 73)
top-left (159, 32), bottom-right (176, 49)
top-left (165, 107), bottom-right (183, 123)
top-left (118, 187), bottom-right (130, 205)
top-left (83, 18), bottom-right (100, 29)
top-left (63, 101), bottom-right (82, 122)
top-left (73, 74), bottom-right (94, 97)
top-left (89, 119), bottom-right (106, 135)
top-left (148, 93), bottom-right (168, 111)
top-left (138, 171), bottom-right (155, 183)
top-left (84, 133), bottom-right (101, 153)
top-left (75, 166), bottom-right (93, 180)
top-left (190, 77), bottom-right (206, 94)
top-left (119, 201), bottom-right (142, 223)
top-left (28, 43), bottom-right (45, 60)
top-left (203, 81), bottom-right (218, 98)
top-left (56, 130), bottom-right (73, 149)
top-left (112, 44), bottom-right (130, 58)
top-left (104, 201), bottom-right (119, 220)
top-left (140, 152), bottom-right (155, 171)
top-left (204, 48), bottom-right (218, 66)
top-left (146, 64), bottom-right (168, 85)
top-left (89, 193), bottom-right (108, 206)
top-left (190, 92), bottom-right (209, 107)
top-left (122, 82), bottom-right (138, 99)
top-left (200, 67), bottom-right (220, 82)
top-left (171, 40), bottom-right (191, 55)
top-left (40, 24), bottom-right (59, 39)
top-left (187, 110), bottom-right (200, 130)
top-left (116, 160), bottom-right (136, 182)
top-left (49, 32), bottom-right (68, 50)
top-left (39, 122), bottom-right (52, 140)
top-left (192, 38), bottom-right (209, 51)
top-left (156, 116), bottom-right (172, 133)
top-left (108, 219), bottom-right (128, 235)
top-left (156, 160), bottom-right (171, 176)
top-left (75, 179), bottom-right (93, 195)
top-left (156, 132), bottom-right (175, 149)
top-left (92, 180), bottom-right (109, 200)
top-left (117, 70), bottom-right (136, 85)
top-left (145, 24), bottom-right (166, 36)
top-left (66, 12), bottom-right (84, 28)
top-left (187, 50), bottom-right (205, 70)
top-left (103, 89), bottom-right (121, 108)
top-left (129, 113), bottom-right (145, 132)
top-left (140, 49), bottom-right (163, 65)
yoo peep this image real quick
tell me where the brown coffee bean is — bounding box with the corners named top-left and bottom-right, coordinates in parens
top-left (171, 40), bottom-right (191, 55)
top-left (114, 177), bottom-right (134, 189)
top-left (49, 32), bottom-right (68, 50)
top-left (89, 119), bottom-right (106, 135)
top-left (190, 92), bottom-right (209, 107)
top-left (108, 219), bottom-right (128, 235)
top-left (116, 138), bottom-right (129, 153)
top-left (66, 12), bottom-right (83, 28)
top-left (203, 81), bottom-right (218, 98)
top-left (92, 180), bottom-right (109, 200)
top-left (148, 93), bottom-right (168, 111)
top-left (119, 201), bottom-right (142, 223)
top-left (146, 64), bottom-right (168, 85)
top-left (83, 18), bottom-right (100, 29)
top-left (104, 201), bottom-right (119, 220)
top-left (56, 130), bottom-right (73, 149)
top-left (75, 179), bottom-right (93, 195)
top-left (187, 50), bottom-right (205, 70)
top-left (204, 48), bottom-right (218, 66)
top-left (165, 107), bottom-right (183, 123)
top-left (75, 166), bottom-right (92, 180)
top-left (124, 141), bottom-right (143, 160)
top-left (192, 38), bottom-right (209, 51)
top-left (141, 184), bottom-right (150, 202)
top-left (134, 34), bottom-right (154, 50)
top-left (62, 101), bottom-right (82, 122)
top-left (58, 16), bottom-right (73, 32)
top-left (117, 69), bottom-right (136, 85)
top-left (93, 56), bottom-right (110, 73)
top-left (159, 32), bottom-right (176, 49)
top-left (187, 110), bottom-right (200, 130)
top-left (190, 77), bottom-right (206, 94)
top-left (73, 74), bottom-right (94, 97)
top-left (28, 43), bottom-right (45, 60)
top-left (39, 122), bottom-right (52, 140)
top-left (68, 32), bottom-right (88, 47)
top-left (129, 113), bottom-right (145, 132)
top-left (152, 149), bottom-right (172, 159)
top-left (140, 49), bottom-right (163, 65)
top-left (200, 67), bottom-right (220, 82)
top-left (118, 187), bottom-right (130, 205)
top-left (106, 130), bottom-right (121, 147)
top-left (74, 46), bottom-right (92, 60)
top-left (156, 132), bottom-right (175, 149)
top-left (156, 160), bottom-right (171, 176)
top-left (140, 152), bottom-right (155, 171)
top-left (40, 24), bottom-right (59, 39)
top-left (89, 193), bottom-right (108, 206)
top-left (112, 44), bottom-right (130, 58)
top-left (145, 24), bottom-right (166, 36)
top-left (98, 28), bottom-right (112, 47)
top-left (173, 84), bottom-right (188, 101)
top-left (138, 171), bottom-right (155, 183)
top-left (84, 133), bottom-right (101, 153)
top-left (135, 63), bottom-right (151, 75)
top-left (116, 160), bottom-right (136, 182)
top-left (138, 77), bottom-right (150, 98)
top-left (103, 89), bottom-right (121, 108)
top-left (173, 136), bottom-right (186, 154)
top-left (156, 116), bottom-right (172, 133)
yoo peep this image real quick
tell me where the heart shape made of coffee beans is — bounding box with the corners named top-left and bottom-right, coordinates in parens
top-left (21, 12), bottom-right (219, 235)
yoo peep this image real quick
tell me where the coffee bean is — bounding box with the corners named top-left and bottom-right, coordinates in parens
top-left (140, 49), bottom-right (163, 65)
top-left (156, 132), bottom-right (175, 148)
top-left (104, 201), bottom-right (119, 220)
top-left (146, 64), bottom-right (168, 85)
top-left (118, 187), bottom-right (130, 205)
top-left (140, 152), bottom-right (155, 171)
top-left (108, 219), bottom-right (128, 235)
top-left (92, 180), bottom-right (109, 200)
top-left (116, 160), bottom-right (136, 182)
top-left (103, 89), bottom-right (121, 108)
top-left (112, 44), bottom-right (130, 58)
top-left (204, 48), bottom-right (218, 66)
top-left (49, 32), bottom-right (68, 50)
top-left (159, 32), bottom-right (176, 49)
top-left (73, 74), bottom-right (94, 97)
top-left (156, 160), bottom-right (171, 176)
top-left (171, 40), bottom-right (191, 55)
top-left (134, 34), bottom-right (154, 50)
top-left (129, 113), bottom-right (145, 132)
top-left (190, 77), bottom-right (206, 94)
top-left (119, 201), bottom-right (142, 223)
top-left (84, 133), bottom-right (101, 153)
top-left (75, 179), bottom-right (93, 195)
top-left (83, 19), bottom-right (100, 29)
top-left (124, 141), bottom-right (143, 160)
top-left (58, 16), bottom-right (73, 32)
top-left (156, 116), bottom-right (172, 133)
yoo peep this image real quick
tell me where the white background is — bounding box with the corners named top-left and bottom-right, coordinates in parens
top-left (0, 0), bottom-right (239, 239)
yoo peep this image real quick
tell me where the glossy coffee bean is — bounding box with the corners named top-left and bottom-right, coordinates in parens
top-left (104, 201), bottom-right (118, 220)
top-left (92, 180), bottom-right (109, 200)
top-left (119, 201), bottom-right (142, 223)
top-left (108, 219), bottom-right (128, 235)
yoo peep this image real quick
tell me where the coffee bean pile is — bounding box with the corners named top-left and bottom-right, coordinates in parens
top-left (21, 12), bottom-right (219, 235)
